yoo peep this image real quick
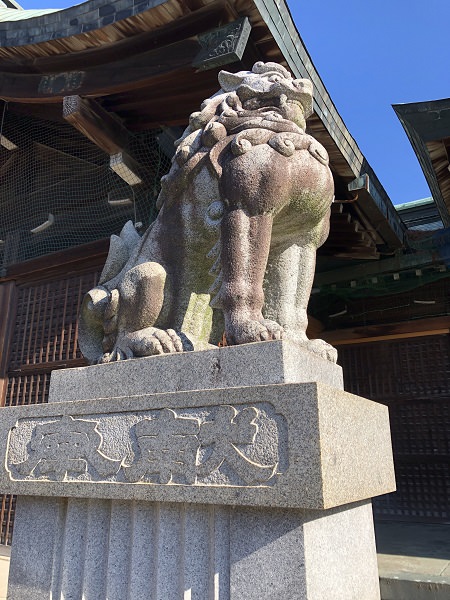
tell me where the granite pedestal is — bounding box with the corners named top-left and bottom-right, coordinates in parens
top-left (1, 341), bottom-right (396, 599)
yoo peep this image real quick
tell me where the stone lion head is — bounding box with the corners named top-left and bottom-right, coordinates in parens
top-left (218, 61), bottom-right (313, 129)
top-left (158, 62), bottom-right (314, 207)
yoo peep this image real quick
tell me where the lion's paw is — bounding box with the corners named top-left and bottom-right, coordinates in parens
top-left (226, 318), bottom-right (284, 345)
top-left (97, 328), bottom-right (188, 362)
top-left (306, 338), bottom-right (338, 363)
top-left (130, 327), bottom-right (185, 356)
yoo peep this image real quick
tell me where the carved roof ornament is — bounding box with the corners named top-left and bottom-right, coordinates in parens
top-left (192, 17), bottom-right (252, 71)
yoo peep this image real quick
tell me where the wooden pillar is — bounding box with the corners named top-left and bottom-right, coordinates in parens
top-left (0, 281), bottom-right (17, 407)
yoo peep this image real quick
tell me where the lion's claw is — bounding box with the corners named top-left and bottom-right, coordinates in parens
top-left (97, 327), bottom-right (186, 362)
top-left (306, 338), bottom-right (338, 363)
top-left (225, 317), bottom-right (284, 345)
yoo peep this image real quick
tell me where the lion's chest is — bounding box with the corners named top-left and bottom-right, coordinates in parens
top-left (221, 141), bottom-right (334, 223)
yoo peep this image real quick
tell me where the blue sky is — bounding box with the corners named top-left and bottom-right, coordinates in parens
top-left (17, 0), bottom-right (450, 205)
top-left (289, 1), bottom-right (449, 205)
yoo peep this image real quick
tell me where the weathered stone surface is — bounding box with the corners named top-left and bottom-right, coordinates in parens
top-left (8, 497), bottom-right (381, 600)
top-left (48, 340), bottom-right (344, 402)
top-left (5, 344), bottom-right (390, 600)
top-left (79, 62), bottom-right (336, 365)
top-left (0, 380), bottom-right (395, 510)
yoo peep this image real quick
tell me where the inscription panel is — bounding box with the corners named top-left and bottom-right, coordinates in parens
top-left (7, 404), bottom-right (285, 488)
top-left (0, 383), bottom-right (395, 510)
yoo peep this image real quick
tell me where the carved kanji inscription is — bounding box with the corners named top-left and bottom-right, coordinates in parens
top-left (7, 403), bottom-right (282, 487)
top-left (14, 415), bottom-right (121, 480)
top-left (124, 409), bottom-right (200, 484)
top-left (197, 406), bottom-right (277, 484)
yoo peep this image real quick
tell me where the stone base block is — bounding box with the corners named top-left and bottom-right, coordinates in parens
top-left (0, 381), bottom-right (395, 510)
top-left (4, 342), bottom-right (392, 600)
top-left (8, 496), bottom-right (380, 600)
top-left (48, 339), bottom-right (344, 402)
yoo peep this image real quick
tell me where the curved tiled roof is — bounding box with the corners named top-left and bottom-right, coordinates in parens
top-left (394, 99), bottom-right (450, 227)
top-left (0, 0), bottom-right (168, 47)
top-left (0, 8), bottom-right (59, 21)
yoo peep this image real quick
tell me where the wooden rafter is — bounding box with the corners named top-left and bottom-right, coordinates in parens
top-left (322, 316), bottom-right (450, 346)
top-left (63, 95), bottom-right (150, 185)
top-left (63, 95), bottom-right (129, 156)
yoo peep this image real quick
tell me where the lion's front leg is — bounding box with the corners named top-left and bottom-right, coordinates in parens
top-left (215, 209), bottom-right (283, 344)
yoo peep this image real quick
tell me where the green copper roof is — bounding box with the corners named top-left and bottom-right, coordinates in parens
top-left (395, 197), bottom-right (434, 211)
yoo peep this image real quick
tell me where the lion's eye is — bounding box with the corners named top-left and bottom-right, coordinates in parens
top-left (269, 75), bottom-right (281, 83)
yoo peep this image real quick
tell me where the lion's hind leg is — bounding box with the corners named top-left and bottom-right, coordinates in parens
top-left (99, 262), bottom-right (188, 362)
top-left (264, 241), bottom-right (337, 363)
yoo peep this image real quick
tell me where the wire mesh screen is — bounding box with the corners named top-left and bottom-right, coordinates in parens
top-left (339, 334), bottom-right (450, 522)
top-left (0, 105), bottom-right (174, 270)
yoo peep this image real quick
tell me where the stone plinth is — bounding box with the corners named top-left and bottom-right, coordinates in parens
top-left (3, 342), bottom-right (395, 600)
top-left (1, 382), bottom-right (393, 510)
top-left (48, 339), bottom-right (344, 402)
top-left (9, 497), bottom-right (379, 600)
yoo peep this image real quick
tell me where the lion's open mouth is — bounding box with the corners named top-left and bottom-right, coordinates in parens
top-left (242, 97), bottom-right (279, 111)
top-left (242, 94), bottom-right (304, 115)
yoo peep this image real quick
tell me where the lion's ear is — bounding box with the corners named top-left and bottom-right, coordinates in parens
top-left (218, 70), bottom-right (244, 91)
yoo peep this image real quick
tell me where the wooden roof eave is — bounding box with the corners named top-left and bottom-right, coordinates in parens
top-left (393, 99), bottom-right (450, 228)
top-left (0, 0), bottom-right (405, 250)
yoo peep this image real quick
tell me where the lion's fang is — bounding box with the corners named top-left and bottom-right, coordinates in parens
top-left (208, 272), bottom-right (223, 295)
top-left (207, 240), bottom-right (221, 259)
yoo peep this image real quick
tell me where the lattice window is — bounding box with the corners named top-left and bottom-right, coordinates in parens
top-left (0, 495), bottom-right (15, 546)
top-left (339, 335), bottom-right (450, 402)
top-left (339, 334), bottom-right (450, 522)
top-left (9, 272), bottom-right (98, 372)
top-left (1, 267), bottom-right (100, 544)
top-left (5, 374), bottom-right (51, 408)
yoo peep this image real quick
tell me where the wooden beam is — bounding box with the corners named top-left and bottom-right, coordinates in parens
top-left (321, 250), bottom-right (380, 260)
top-left (63, 96), bottom-right (153, 185)
top-left (110, 151), bottom-right (145, 186)
top-left (30, 1), bottom-right (235, 74)
top-left (0, 239), bottom-right (109, 284)
top-left (315, 249), bottom-right (440, 286)
top-left (306, 315), bottom-right (325, 339)
top-left (9, 358), bottom-right (86, 376)
top-left (63, 95), bottom-right (129, 156)
top-left (0, 39), bottom-right (201, 102)
top-left (128, 117), bottom-right (189, 131)
top-left (322, 316), bottom-right (450, 346)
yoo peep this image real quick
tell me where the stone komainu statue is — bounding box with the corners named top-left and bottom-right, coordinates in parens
top-left (79, 62), bottom-right (337, 363)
